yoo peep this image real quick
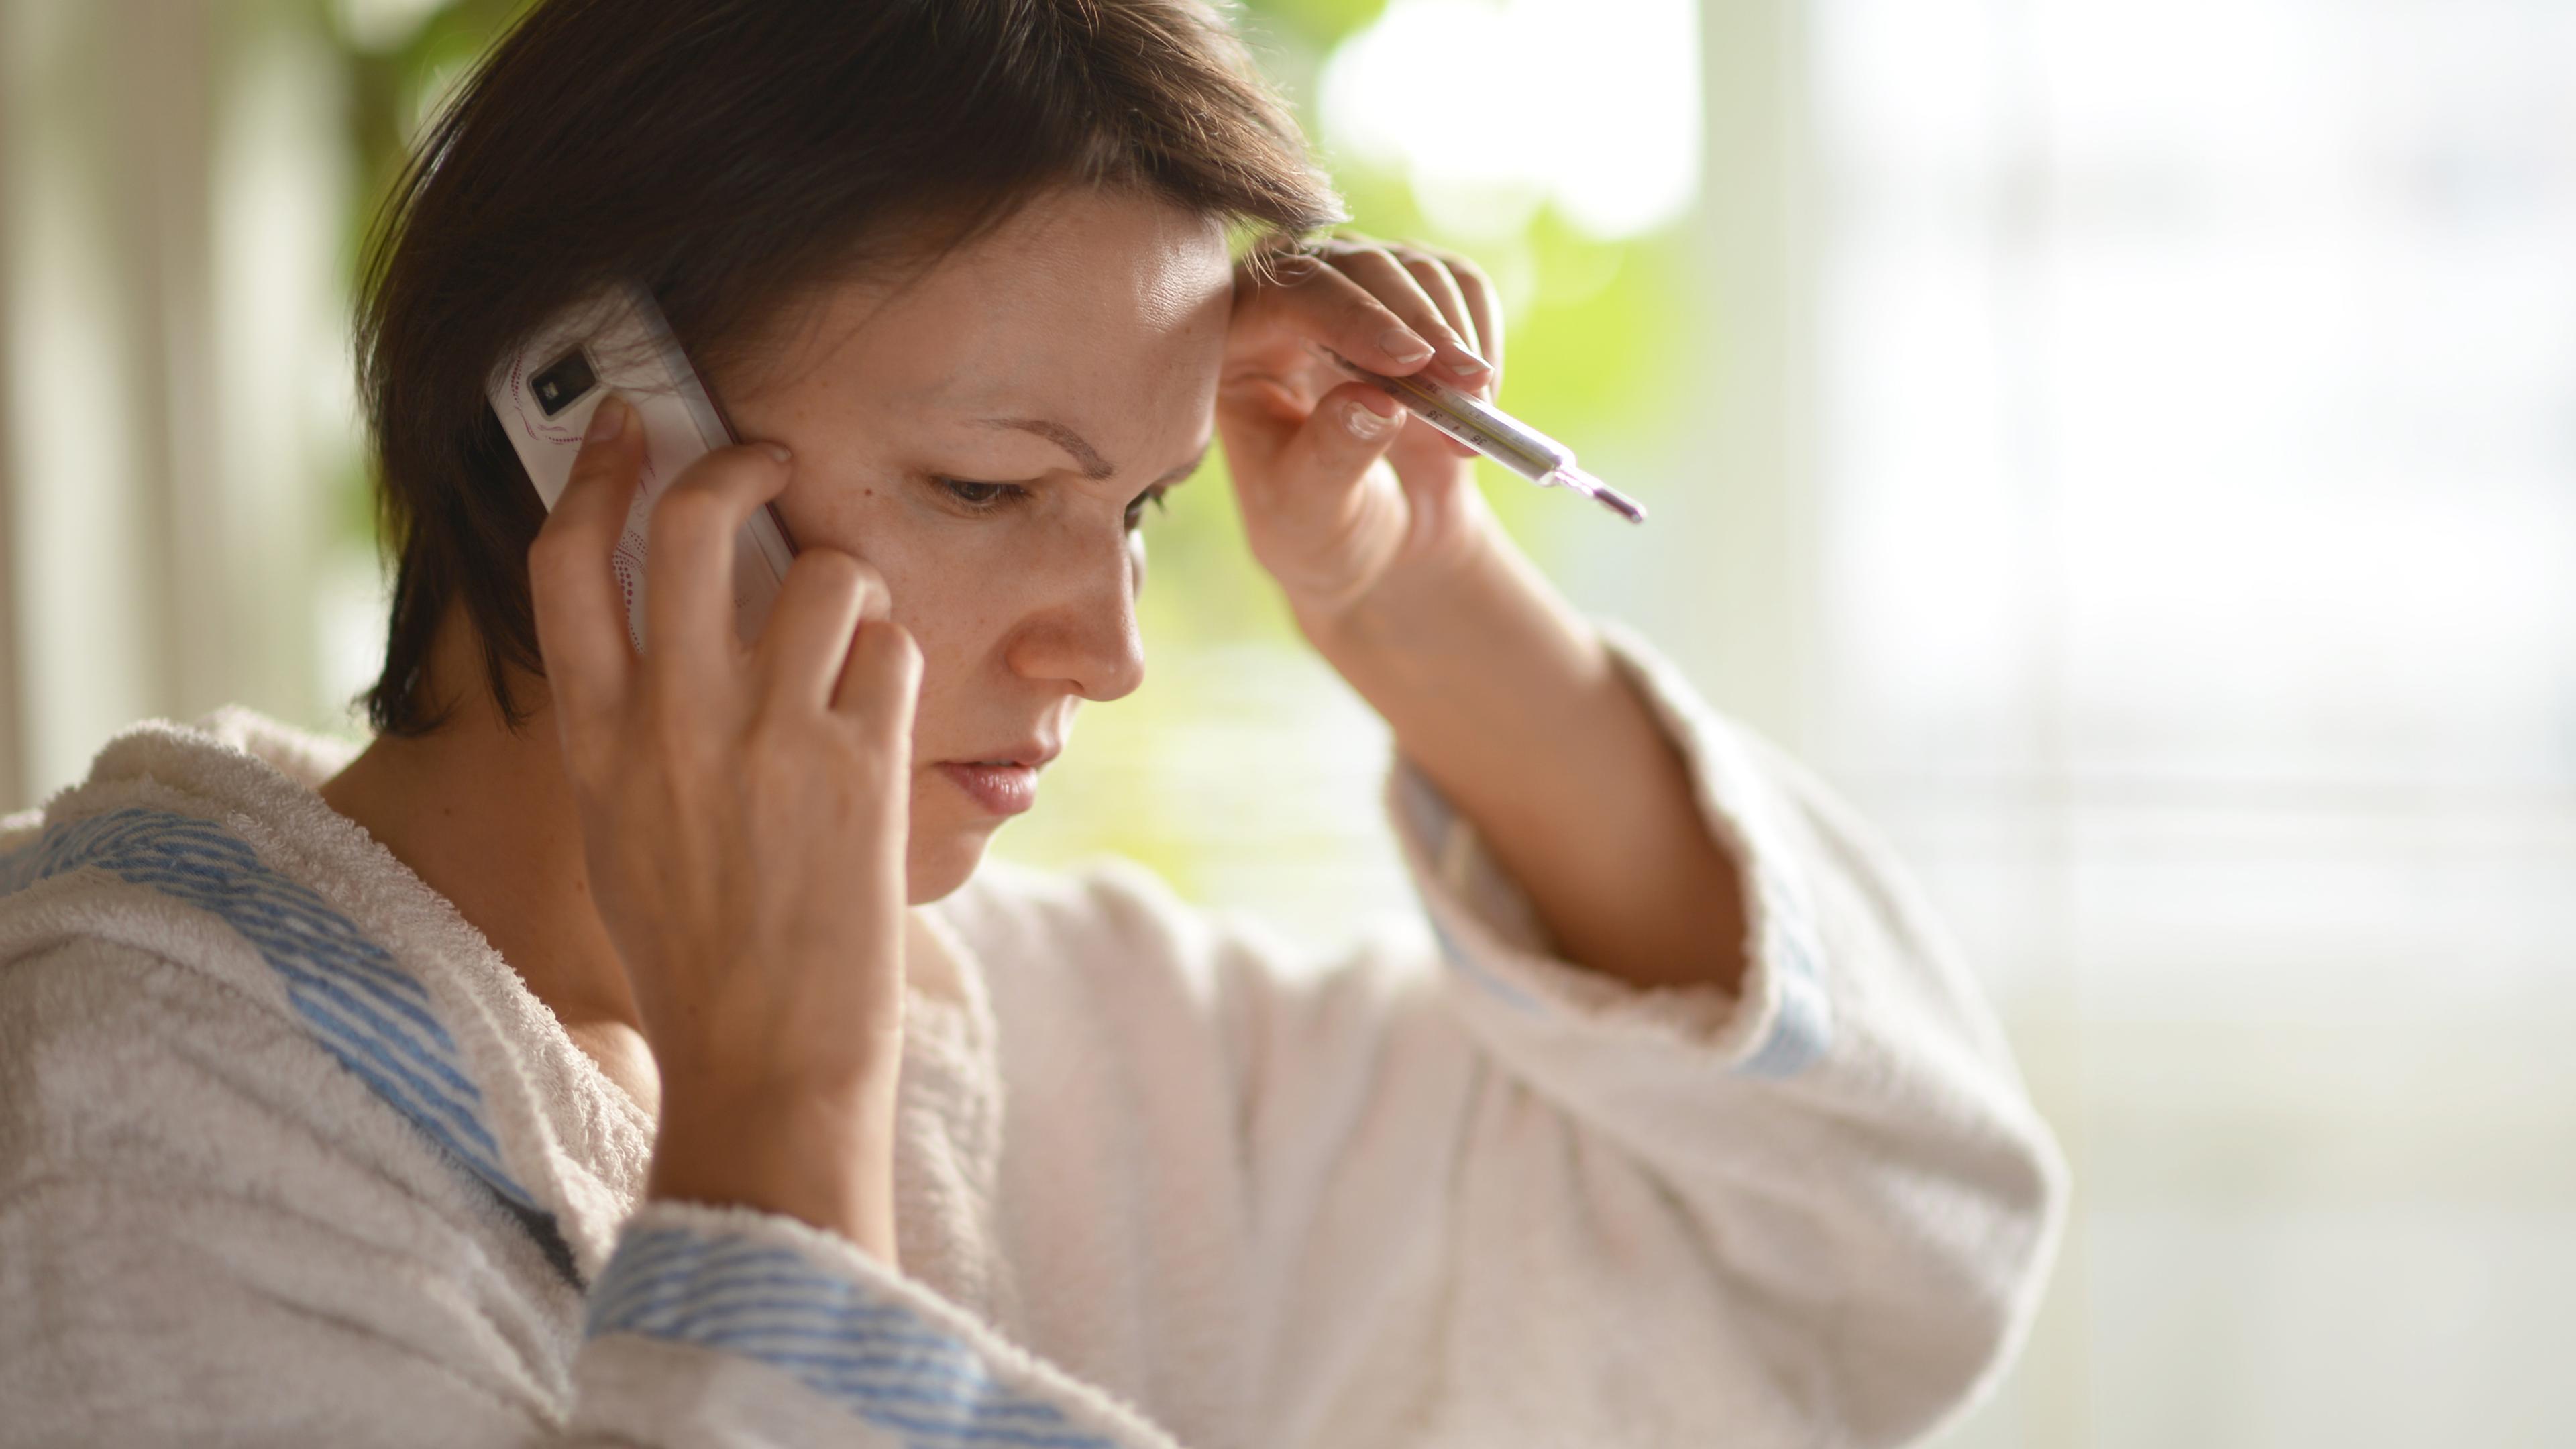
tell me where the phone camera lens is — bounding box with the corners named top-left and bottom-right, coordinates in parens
top-left (531, 350), bottom-right (600, 419)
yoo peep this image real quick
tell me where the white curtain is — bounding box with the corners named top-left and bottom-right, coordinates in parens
top-left (0, 0), bottom-right (355, 812)
top-left (1813, 0), bottom-right (2576, 1443)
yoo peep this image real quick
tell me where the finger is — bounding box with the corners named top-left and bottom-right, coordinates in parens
top-left (1397, 252), bottom-right (1479, 368)
top-left (1242, 379), bottom-right (1407, 513)
top-left (1434, 249), bottom-right (1504, 377)
top-left (753, 549), bottom-right (886, 716)
top-left (528, 394), bottom-right (644, 724)
top-left (1236, 248), bottom-right (1446, 378)
top-left (1395, 253), bottom-right (1491, 443)
top-left (833, 614), bottom-right (922, 755)
top-left (1327, 244), bottom-right (1491, 382)
top-left (641, 443), bottom-right (794, 678)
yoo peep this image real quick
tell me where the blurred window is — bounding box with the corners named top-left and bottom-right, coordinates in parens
top-left (1815, 0), bottom-right (2576, 1443)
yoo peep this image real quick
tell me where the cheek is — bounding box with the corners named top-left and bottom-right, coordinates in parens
top-left (854, 538), bottom-right (1025, 775)
top-left (778, 484), bottom-right (998, 678)
top-left (876, 546), bottom-right (1081, 848)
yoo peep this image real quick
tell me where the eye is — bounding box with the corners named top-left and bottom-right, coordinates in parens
top-left (933, 477), bottom-right (1028, 513)
top-left (1124, 484), bottom-right (1171, 532)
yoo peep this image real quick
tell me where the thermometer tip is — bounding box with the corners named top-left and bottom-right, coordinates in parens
top-left (1548, 466), bottom-right (1648, 523)
top-left (1595, 485), bottom-right (1647, 523)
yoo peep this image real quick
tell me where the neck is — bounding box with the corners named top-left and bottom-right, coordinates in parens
top-left (318, 627), bottom-right (637, 1033)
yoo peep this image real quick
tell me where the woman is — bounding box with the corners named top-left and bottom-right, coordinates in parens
top-left (0, 1), bottom-right (2063, 1445)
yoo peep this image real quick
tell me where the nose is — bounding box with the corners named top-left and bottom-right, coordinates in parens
top-left (1003, 523), bottom-right (1148, 703)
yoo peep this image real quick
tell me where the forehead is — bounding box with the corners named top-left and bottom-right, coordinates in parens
top-left (742, 189), bottom-right (1234, 455)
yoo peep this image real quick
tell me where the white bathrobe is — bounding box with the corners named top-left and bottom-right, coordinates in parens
top-left (0, 620), bottom-right (2063, 1448)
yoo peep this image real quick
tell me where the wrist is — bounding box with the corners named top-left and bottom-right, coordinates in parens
top-left (648, 1071), bottom-right (903, 1264)
top-left (1295, 519), bottom-right (1615, 786)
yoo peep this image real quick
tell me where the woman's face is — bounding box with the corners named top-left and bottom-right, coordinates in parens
top-left (718, 187), bottom-right (1234, 903)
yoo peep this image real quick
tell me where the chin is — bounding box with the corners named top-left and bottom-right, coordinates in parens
top-left (904, 824), bottom-right (995, 906)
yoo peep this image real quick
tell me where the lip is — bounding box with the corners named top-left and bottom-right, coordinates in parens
top-left (938, 741), bottom-right (1061, 770)
top-left (933, 737), bottom-right (1060, 816)
top-left (936, 761), bottom-right (1040, 816)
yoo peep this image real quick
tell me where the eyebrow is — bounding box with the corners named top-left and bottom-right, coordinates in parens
top-left (981, 417), bottom-right (1209, 487)
top-left (983, 418), bottom-right (1114, 480)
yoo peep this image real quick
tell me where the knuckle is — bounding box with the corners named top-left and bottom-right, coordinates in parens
top-left (1346, 243), bottom-right (1401, 275)
top-left (649, 483), bottom-right (727, 546)
top-left (851, 564), bottom-right (892, 618)
top-left (839, 554), bottom-right (895, 614)
top-left (662, 447), bottom-right (773, 513)
top-left (851, 623), bottom-right (919, 690)
top-left (568, 439), bottom-right (633, 490)
top-left (710, 442), bottom-right (789, 482)
top-left (1350, 286), bottom-right (1405, 324)
top-left (1265, 250), bottom-right (1324, 284)
top-left (791, 547), bottom-right (865, 596)
top-left (879, 626), bottom-right (924, 688)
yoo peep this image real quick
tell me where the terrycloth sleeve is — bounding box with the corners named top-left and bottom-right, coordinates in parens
top-left (0, 931), bottom-right (1190, 1449)
top-left (569, 1203), bottom-right (1189, 1448)
top-left (1157, 618), bottom-right (2068, 1448)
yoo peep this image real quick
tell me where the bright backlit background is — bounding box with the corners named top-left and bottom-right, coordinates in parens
top-left (4, 1), bottom-right (2571, 1444)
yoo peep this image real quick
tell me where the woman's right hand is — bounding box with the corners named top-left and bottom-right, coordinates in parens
top-left (525, 393), bottom-right (922, 1265)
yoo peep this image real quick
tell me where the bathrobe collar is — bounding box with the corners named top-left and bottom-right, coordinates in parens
top-left (0, 704), bottom-right (999, 1291)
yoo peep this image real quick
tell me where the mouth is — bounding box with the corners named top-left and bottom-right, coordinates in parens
top-left (933, 740), bottom-right (1061, 816)
top-left (947, 753), bottom-right (1057, 770)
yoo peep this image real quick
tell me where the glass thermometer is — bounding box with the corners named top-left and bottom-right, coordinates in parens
top-left (1313, 344), bottom-right (1646, 523)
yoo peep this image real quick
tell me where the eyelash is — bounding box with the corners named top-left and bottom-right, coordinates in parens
top-left (934, 477), bottom-right (1171, 529)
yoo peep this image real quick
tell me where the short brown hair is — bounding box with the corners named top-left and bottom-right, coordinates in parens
top-left (354, 0), bottom-right (1342, 737)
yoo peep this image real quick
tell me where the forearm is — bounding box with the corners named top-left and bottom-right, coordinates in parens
top-left (1293, 521), bottom-right (1750, 996)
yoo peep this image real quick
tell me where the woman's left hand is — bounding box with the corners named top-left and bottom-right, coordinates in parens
top-left (1217, 234), bottom-right (1507, 625)
top-left (1216, 235), bottom-right (1750, 996)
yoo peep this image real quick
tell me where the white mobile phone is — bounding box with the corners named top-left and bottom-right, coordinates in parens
top-left (488, 281), bottom-right (798, 653)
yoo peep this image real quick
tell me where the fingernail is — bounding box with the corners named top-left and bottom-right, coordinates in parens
top-left (1379, 328), bottom-right (1434, 364)
top-left (1345, 397), bottom-right (1399, 439)
top-left (1441, 345), bottom-right (1490, 376)
top-left (584, 395), bottom-right (627, 442)
top-left (763, 441), bottom-right (792, 464)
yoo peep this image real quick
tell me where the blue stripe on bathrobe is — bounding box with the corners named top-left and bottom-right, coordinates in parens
top-left (0, 806), bottom-right (543, 1214)
top-left (1733, 860), bottom-right (1833, 1079)
top-left (590, 1224), bottom-right (1117, 1446)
